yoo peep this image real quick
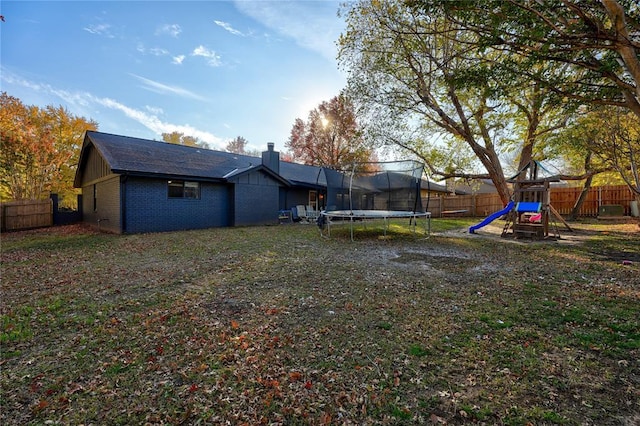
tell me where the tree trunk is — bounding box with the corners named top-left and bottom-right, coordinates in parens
top-left (601, 0), bottom-right (640, 121)
top-left (569, 174), bottom-right (593, 221)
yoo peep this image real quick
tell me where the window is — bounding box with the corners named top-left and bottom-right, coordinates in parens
top-left (308, 190), bottom-right (317, 211)
top-left (168, 180), bottom-right (200, 199)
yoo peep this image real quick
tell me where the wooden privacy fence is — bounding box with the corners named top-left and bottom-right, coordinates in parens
top-left (1, 199), bottom-right (53, 232)
top-left (424, 185), bottom-right (636, 218)
top-left (425, 194), bottom-right (503, 218)
top-left (550, 185), bottom-right (636, 217)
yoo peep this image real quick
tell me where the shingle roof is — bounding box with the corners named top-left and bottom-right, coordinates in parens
top-left (83, 131), bottom-right (258, 181)
top-left (279, 161), bottom-right (324, 187)
top-left (77, 131), bottom-right (325, 187)
top-left (77, 131), bottom-right (447, 192)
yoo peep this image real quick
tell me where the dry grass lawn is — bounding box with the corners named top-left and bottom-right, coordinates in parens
top-left (1, 218), bottom-right (639, 425)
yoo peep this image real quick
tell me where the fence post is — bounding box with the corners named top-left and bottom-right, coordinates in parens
top-left (50, 194), bottom-right (59, 225)
top-left (598, 186), bottom-right (602, 210)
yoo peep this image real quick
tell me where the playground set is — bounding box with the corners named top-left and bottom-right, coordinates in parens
top-left (469, 161), bottom-right (572, 239)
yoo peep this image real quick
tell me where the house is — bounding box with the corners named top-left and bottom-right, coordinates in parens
top-left (447, 178), bottom-right (500, 195)
top-left (73, 131), bottom-right (322, 233)
top-left (73, 131), bottom-right (449, 233)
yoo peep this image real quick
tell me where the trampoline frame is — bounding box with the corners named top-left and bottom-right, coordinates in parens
top-left (320, 209), bottom-right (431, 241)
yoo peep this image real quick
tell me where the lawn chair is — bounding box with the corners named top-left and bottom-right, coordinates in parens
top-left (290, 207), bottom-right (301, 222)
top-left (278, 209), bottom-right (292, 224)
top-left (296, 205), bottom-right (308, 223)
top-left (306, 205), bottom-right (319, 221)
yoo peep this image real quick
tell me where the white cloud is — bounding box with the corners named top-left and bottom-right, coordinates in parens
top-left (192, 45), bottom-right (222, 67)
top-left (234, 1), bottom-right (344, 63)
top-left (145, 105), bottom-right (164, 115)
top-left (172, 55), bottom-right (185, 65)
top-left (137, 43), bottom-right (170, 56)
top-left (214, 20), bottom-right (245, 36)
top-left (156, 23), bottom-right (182, 38)
top-left (0, 68), bottom-right (225, 149)
top-left (93, 97), bottom-right (225, 148)
top-left (83, 23), bottom-right (114, 38)
top-left (149, 47), bottom-right (170, 56)
top-left (129, 74), bottom-right (206, 101)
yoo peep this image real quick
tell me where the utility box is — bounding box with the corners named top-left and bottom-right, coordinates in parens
top-left (599, 204), bottom-right (624, 216)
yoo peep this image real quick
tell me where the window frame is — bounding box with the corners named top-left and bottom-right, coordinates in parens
top-left (167, 180), bottom-right (200, 199)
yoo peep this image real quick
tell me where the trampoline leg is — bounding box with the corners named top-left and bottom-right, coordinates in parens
top-left (425, 214), bottom-right (431, 238)
top-left (350, 217), bottom-right (354, 241)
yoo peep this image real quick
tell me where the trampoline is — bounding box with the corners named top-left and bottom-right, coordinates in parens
top-left (321, 209), bottom-right (431, 240)
top-left (318, 161), bottom-right (431, 240)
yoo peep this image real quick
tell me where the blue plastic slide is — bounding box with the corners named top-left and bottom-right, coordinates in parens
top-left (469, 201), bottom-right (515, 234)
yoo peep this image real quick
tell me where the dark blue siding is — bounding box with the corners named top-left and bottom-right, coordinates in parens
top-left (228, 170), bottom-right (284, 226)
top-left (124, 177), bottom-right (230, 233)
top-left (286, 189), bottom-right (312, 210)
top-left (234, 183), bottom-right (279, 226)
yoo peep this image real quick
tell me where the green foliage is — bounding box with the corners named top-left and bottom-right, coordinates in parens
top-left (338, 1), bottom-right (579, 204)
top-left (410, 0), bottom-right (640, 115)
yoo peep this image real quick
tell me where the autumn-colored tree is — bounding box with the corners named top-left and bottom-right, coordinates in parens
top-left (286, 95), bottom-right (376, 170)
top-left (0, 92), bottom-right (97, 204)
top-left (226, 136), bottom-right (248, 154)
top-left (161, 131), bottom-right (209, 149)
top-left (225, 136), bottom-right (260, 157)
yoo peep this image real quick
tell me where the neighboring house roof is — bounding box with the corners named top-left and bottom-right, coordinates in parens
top-left (421, 180), bottom-right (452, 194)
top-left (452, 179), bottom-right (500, 195)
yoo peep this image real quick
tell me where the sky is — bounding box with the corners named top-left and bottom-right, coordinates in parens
top-left (0, 0), bottom-right (348, 153)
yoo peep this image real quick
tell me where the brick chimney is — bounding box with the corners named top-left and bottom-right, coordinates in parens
top-left (261, 142), bottom-right (279, 174)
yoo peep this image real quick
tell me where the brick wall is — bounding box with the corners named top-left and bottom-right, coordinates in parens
top-left (82, 176), bottom-right (121, 232)
top-left (123, 177), bottom-right (230, 233)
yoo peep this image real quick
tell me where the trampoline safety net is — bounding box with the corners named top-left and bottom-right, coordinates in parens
top-left (322, 161), bottom-right (425, 213)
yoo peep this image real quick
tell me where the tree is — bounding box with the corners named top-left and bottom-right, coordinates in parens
top-left (161, 131), bottom-right (209, 149)
top-left (225, 136), bottom-right (260, 157)
top-left (226, 136), bottom-right (249, 154)
top-left (410, 0), bottom-right (640, 120)
top-left (45, 105), bottom-right (99, 205)
top-left (587, 107), bottom-right (640, 205)
top-left (339, 1), bottom-right (568, 203)
top-left (543, 110), bottom-right (616, 219)
top-left (338, 1), bottom-right (617, 204)
top-left (286, 94), bottom-right (377, 170)
top-left (0, 92), bottom-right (97, 203)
